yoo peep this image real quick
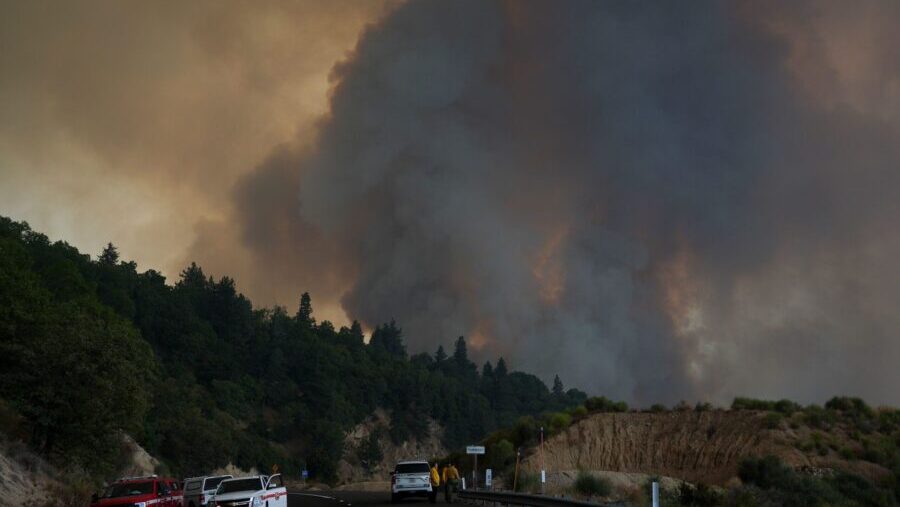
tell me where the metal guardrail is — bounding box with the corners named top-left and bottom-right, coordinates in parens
top-left (457, 490), bottom-right (625, 507)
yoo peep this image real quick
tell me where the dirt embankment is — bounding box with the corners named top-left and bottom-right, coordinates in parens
top-left (522, 410), bottom-right (808, 485)
top-left (337, 409), bottom-right (447, 485)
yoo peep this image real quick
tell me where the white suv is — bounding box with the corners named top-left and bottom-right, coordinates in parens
top-left (212, 475), bottom-right (286, 507)
top-left (391, 460), bottom-right (434, 504)
top-left (183, 475), bottom-right (232, 507)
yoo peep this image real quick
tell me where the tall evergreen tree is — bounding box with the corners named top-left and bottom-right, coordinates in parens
top-left (454, 336), bottom-right (468, 364)
top-left (350, 320), bottom-right (365, 343)
top-left (435, 345), bottom-right (447, 363)
top-left (297, 292), bottom-right (315, 327)
top-left (99, 242), bottom-right (119, 265)
top-left (552, 374), bottom-right (565, 397)
top-left (495, 357), bottom-right (508, 376)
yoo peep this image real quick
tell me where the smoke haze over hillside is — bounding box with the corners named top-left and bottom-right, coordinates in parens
top-left (2, 0), bottom-right (899, 404)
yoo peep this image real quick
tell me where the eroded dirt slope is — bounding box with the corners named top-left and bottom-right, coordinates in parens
top-left (522, 410), bottom-right (807, 485)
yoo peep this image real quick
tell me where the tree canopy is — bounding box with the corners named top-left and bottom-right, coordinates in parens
top-left (0, 215), bottom-right (587, 482)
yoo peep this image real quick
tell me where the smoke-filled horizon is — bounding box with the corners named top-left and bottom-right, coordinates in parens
top-left (3, 0), bottom-right (899, 405)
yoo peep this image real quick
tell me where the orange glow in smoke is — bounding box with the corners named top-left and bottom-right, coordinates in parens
top-left (532, 226), bottom-right (569, 305)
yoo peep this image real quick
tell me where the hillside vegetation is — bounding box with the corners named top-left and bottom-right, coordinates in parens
top-left (470, 397), bottom-right (900, 506)
top-left (0, 215), bottom-right (586, 485)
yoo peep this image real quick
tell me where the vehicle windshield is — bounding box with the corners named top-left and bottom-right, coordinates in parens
top-left (395, 463), bottom-right (430, 474)
top-left (204, 476), bottom-right (228, 490)
top-left (217, 478), bottom-right (262, 494)
top-left (102, 482), bottom-right (155, 498)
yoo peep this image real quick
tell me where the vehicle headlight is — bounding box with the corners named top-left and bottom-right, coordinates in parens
top-left (251, 497), bottom-right (262, 507)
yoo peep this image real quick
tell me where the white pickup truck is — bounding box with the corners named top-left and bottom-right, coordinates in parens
top-left (212, 475), bottom-right (286, 507)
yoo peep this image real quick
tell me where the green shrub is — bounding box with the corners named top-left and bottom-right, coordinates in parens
top-left (678, 482), bottom-right (723, 506)
top-left (649, 404), bottom-right (667, 413)
top-left (695, 402), bottom-right (713, 412)
top-left (839, 447), bottom-right (856, 460)
top-left (802, 404), bottom-right (836, 429)
top-left (573, 471), bottom-right (611, 497)
top-left (547, 412), bottom-right (572, 434)
top-left (732, 397), bottom-right (776, 411)
top-left (584, 396), bottom-right (628, 413)
top-left (738, 456), bottom-right (795, 490)
top-left (825, 396), bottom-right (874, 418)
top-left (515, 471), bottom-right (540, 493)
top-left (773, 399), bottom-right (801, 415)
top-left (570, 405), bottom-right (588, 418)
top-left (763, 412), bottom-right (783, 429)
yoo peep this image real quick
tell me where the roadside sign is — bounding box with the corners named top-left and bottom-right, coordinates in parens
top-left (485, 469), bottom-right (492, 487)
top-left (541, 470), bottom-right (546, 483)
top-left (302, 470), bottom-right (309, 480)
top-left (466, 446), bottom-right (485, 455)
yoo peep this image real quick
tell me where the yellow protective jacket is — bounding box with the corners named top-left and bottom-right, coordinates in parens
top-left (430, 466), bottom-right (441, 487)
top-left (442, 465), bottom-right (460, 482)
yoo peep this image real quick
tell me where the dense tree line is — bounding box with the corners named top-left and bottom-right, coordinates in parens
top-left (0, 216), bottom-right (585, 482)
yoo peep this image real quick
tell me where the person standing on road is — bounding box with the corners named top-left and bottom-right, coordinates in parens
top-left (429, 462), bottom-right (441, 503)
top-left (442, 462), bottom-right (460, 503)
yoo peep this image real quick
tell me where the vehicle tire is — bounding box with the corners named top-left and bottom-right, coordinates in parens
top-left (390, 493), bottom-right (399, 504)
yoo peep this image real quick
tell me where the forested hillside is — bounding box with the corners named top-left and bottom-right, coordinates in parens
top-left (0, 216), bottom-right (586, 482)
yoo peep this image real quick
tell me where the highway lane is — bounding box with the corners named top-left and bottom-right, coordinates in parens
top-left (289, 490), bottom-right (449, 507)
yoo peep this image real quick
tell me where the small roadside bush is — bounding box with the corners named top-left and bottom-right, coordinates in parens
top-left (649, 404), bottom-right (667, 413)
top-left (678, 482), bottom-right (723, 507)
top-left (573, 471), bottom-right (611, 497)
top-left (738, 456), bottom-right (794, 490)
top-left (515, 471), bottom-right (540, 493)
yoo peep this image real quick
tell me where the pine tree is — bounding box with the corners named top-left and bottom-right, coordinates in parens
top-left (482, 361), bottom-right (494, 378)
top-left (552, 374), bottom-right (565, 397)
top-left (297, 292), bottom-right (315, 327)
top-left (454, 336), bottom-right (468, 365)
top-left (99, 242), bottom-right (119, 265)
top-left (495, 357), bottom-right (508, 376)
top-left (350, 320), bottom-right (364, 343)
top-left (435, 345), bottom-right (447, 363)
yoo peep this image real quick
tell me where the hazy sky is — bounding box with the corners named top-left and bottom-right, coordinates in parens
top-left (2, 1), bottom-right (899, 404)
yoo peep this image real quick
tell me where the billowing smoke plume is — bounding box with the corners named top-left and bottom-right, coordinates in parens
top-left (236, 0), bottom-right (900, 404)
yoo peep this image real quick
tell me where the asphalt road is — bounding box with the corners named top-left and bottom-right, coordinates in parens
top-left (289, 490), bottom-right (450, 507)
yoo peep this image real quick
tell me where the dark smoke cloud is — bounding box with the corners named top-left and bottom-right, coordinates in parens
top-left (231, 0), bottom-right (900, 404)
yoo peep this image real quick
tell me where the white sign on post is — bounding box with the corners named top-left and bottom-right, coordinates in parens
top-left (466, 446), bottom-right (485, 455)
top-left (485, 469), bottom-right (492, 487)
top-left (541, 470), bottom-right (546, 483)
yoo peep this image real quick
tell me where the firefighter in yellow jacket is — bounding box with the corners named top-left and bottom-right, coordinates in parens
top-left (428, 463), bottom-right (441, 503)
top-left (441, 462), bottom-right (460, 503)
